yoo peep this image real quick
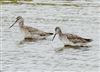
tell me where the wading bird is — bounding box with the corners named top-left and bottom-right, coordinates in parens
top-left (52, 27), bottom-right (92, 47)
top-left (9, 16), bottom-right (53, 41)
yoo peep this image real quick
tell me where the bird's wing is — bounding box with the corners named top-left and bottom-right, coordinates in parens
top-left (24, 26), bottom-right (51, 36)
top-left (66, 33), bottom-right (87, 43)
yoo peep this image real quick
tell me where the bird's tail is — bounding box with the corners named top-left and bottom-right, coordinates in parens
top-left (47, 33), bottom-right (53, 36)
top-left (85, 39), bottom-right (93, 42)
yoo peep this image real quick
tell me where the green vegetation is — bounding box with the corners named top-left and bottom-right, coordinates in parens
top-left (0, 0), bottom-right (17, 3)
top-left (0, 0), bottom-right (32, 2)
top-left (0, 0), bottom-right (32, 3)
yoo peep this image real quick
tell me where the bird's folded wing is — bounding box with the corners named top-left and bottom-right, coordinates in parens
top-left (66, 33), bottom-right (86, 43)
top-left (26, 26), bottom-right (47, 35)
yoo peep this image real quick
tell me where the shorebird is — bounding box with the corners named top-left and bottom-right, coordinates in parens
top-left (52, 27), bottom-right (92, 47)
top-left (9, 16), bottom-right (53, 41)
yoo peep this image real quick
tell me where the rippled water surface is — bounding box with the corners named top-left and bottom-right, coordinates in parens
top-left (0, 1), bottom-right (100, 72)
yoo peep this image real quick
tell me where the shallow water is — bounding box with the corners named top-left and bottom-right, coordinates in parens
top-left (0, 1), bottom-right (100, 72)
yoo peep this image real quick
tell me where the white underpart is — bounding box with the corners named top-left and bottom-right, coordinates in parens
top-left (24, 31), bottom-right (32, 38)
top-left (59, 35), bottom-right (73, 45)
top-left (20, 28), bottom-right (32, 38)
top-left (24, 31), bottom-right (46, 39)
top-left (21, 29), bottom-right (46, 39)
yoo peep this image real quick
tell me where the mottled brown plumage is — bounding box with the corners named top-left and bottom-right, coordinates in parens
top-left (52, 27), bottom-right (92, 47)
top-left (65, 33), bottom-right (91, 43)
top-left (9, 16), bottom-right (53, 40)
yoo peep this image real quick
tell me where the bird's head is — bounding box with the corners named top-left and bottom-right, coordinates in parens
top-left (9, 16), bottom-right (23, 28)
top-left (52, 27), bottom-right (62, 41)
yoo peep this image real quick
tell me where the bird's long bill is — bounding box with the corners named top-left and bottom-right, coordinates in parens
top-left (52, 33), bottom-right (57, 41)
top-left (9, 19), bottom-right (18, 28)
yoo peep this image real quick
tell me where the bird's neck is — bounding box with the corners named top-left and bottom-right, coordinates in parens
top-left (19, 21), bottom-right (24, 28)
top-left (58, 31), bottom-right (63, 36)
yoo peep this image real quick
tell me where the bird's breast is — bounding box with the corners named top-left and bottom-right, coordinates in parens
top-left (59, 35), bottom-right (71, 45)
